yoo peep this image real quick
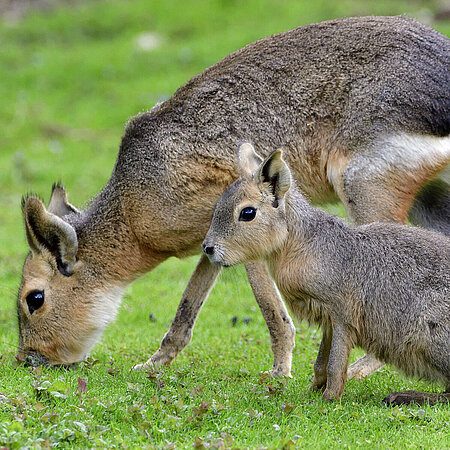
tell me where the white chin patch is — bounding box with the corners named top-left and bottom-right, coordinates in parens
top-left (82, 285), bottom-right (126, 357)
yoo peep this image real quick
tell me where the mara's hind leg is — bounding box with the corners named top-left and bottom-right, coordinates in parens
top-left (346, 353), bottom-right (384, 379)
top-left (328, 133), bottom-right (450, 379)
top-left (332, 134), bottom-right (450, 225)
top-left (309, 325), bottom-right (332, 391)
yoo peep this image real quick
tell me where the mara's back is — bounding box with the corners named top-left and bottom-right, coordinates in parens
top-left (114, 16), bottom-right (449, 252)
top-left (121, 16), bottom-right (449, 157)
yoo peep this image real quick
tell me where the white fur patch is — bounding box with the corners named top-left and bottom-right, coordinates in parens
top-left (379, 133), bottom-right (450, 169)
top-left (81, 284), bottom-right (126, 358)
top-left (327, 133), bottom-right (450, 187)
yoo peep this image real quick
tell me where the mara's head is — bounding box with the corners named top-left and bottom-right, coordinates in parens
top-left (202, 143), bottom-right (292, 267)
top-left (17, 184), bottom-right (123, 367)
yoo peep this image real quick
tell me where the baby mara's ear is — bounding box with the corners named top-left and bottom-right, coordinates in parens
top-left (22, 195), bottom-right (78, 276)
top-left (256, 150), bottom-right (292, 207)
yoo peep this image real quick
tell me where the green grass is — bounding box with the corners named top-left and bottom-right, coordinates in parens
top-left (1, 0), bottom-right (449, 448)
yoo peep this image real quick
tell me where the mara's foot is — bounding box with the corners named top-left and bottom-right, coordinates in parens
top-left (270, 365), bottom-right (292, 378)
top-left (383, 390), bottom-right (450, 406)
top-left (309, 377), bottom-right (327, 393)
top-left (322, 388), bottom-right (342, 402)
top-left (132, 352), bottom-right (172, 371)
top-left (132, 360), bottom-right (156, 371)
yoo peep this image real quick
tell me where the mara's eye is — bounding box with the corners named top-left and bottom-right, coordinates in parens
top-left (239, 206), bottom-right (257, 222)
top-left (26, 290), bottom-right (44, 315)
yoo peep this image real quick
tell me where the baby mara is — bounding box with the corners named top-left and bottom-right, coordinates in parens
top-left (203, 143), bottom-right (450, 405)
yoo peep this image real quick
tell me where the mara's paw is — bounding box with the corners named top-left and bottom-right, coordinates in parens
top-left (132, 357), bottom-right (160, 372)
top-left (383, 390), bottom-right (450, 406)
top-left (270, 367), bottom-right (292, 378)
top-left (132, 362), bottom-right (152, 372)
top-left (148, 348), bottom-right (177, 368)
top-left (308, 379), bottom-right (327, 393)
top-left (322, 389), bottom-right (340, 402)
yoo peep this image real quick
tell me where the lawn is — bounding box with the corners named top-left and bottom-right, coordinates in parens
top-left (0, 0), bottom-right (449, 448)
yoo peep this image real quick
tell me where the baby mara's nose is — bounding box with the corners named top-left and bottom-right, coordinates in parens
top-left (201, 242), bottom-right (215, 255)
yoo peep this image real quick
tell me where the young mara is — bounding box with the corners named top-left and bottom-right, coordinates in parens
top-left (202, 143), bottom-right (450, 405)
top-left (17, 17), bottom-right (449, 379)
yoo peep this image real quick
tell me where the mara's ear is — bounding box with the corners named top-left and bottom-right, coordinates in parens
top-left (47, 183), bottom-right (79, 218)
top-left (22, 196), bottom-right (78, 276)
top-left (237, 142), bottom-right (263, 177)
top-left (256, 150), bottom-right (291, 206)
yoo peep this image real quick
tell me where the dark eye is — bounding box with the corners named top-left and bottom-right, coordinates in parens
top-left (26, 290), bottom-right (44, 315)
top-left (239, 206), bottom-right (257, 222)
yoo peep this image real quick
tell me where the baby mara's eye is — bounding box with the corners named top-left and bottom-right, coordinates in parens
top-left (26, 290), bottom-right (44, 315)
top-left (239, 206), bottom-right (257, 222)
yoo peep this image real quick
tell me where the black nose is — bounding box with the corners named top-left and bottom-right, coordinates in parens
top-left (202, 242), bottom-right (214, 255)
top-left (23, 351), bottom-right (50, 367)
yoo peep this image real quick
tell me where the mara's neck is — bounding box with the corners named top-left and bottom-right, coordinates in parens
top-left (66, 181), bottom-right (165, 285)
top-left (267, 185), bottom-right (351, 272)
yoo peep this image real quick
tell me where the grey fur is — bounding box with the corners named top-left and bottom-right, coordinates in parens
top-left (204, 146), bottom-right (450, 403)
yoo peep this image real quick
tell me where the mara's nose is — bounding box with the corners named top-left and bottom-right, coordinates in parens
top-left (201, 242), bottom-right (215, 255)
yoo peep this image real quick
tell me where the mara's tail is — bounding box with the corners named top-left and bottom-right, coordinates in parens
top-left (409, 169), bottom-right (450, 236)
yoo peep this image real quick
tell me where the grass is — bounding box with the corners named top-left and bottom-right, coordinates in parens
top-left (0, 0), bottom-right (449, 448)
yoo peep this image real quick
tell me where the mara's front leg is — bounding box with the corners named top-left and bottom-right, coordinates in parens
top-left (245, 260), bottom-right (295, 377)
top-left (322, 322), bottom-right (353, 402)
top-left (134, 254), bottom-right (221, 370)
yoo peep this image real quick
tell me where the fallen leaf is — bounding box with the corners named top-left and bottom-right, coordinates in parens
top-left (193, 401), bottom-right (211, 418)
top-left (189, 384), bottom-right (205, 397)
top-left (77, 377), bottom-right (87, 394)
top-left (192, 437), bottom-right (207, 448)
top-left (281, 402), bottom-right (296, 414)
top-left (107, 366), bottom-right (120, 376)
top-left (84, 357), bottom-right (99, 369)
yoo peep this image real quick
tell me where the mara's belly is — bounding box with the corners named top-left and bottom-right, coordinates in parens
top-left (281, 291), bottom-right (331, 328)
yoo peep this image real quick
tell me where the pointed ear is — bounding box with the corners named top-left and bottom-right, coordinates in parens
top-left (237, 142), bottom-right (263, 177)
top-left (256, 150), bottom-right (291, 206)
top-left (22, 196), bottom-right (78, 276)
top-left (48, 183), bottom-right (79, 218)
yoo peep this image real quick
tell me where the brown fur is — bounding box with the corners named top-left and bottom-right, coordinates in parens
top-left (17, 17), bottom-right (450, 374)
